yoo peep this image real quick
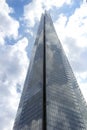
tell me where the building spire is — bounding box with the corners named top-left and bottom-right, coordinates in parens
top-left (13, 12), bottom-right (87, 130)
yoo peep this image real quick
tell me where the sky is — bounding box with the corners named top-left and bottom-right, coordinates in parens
top-left (0, 0), bottom-right (87, 129)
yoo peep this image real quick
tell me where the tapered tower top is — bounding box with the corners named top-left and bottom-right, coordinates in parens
top-left (13, 12), bottom-right (87, 130)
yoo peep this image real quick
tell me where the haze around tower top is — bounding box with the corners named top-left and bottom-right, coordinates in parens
top-left (0, 0), bottom-right (87, 130)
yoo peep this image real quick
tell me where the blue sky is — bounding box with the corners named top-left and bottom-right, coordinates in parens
top-left (0, 0), bottom-right (87, 129)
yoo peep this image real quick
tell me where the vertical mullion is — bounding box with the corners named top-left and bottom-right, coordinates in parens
top-left (43, 13), bottom-right (46, 130)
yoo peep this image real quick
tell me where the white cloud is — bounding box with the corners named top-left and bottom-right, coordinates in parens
top-left (0, 37), bottom-right (29, 130)
top-left (23, 0), bottom-right (44, 27)
top-left (23, 0), bottom-right (71, 27)
top-left (54, 2), bottom-right (87, 102)
top-left (0, 0), bottom-right (87, 129)
top-left (55, 2), bottom-right (87, 47)
top-left (0, 1), bottom-right (29, 130)
top-left (43, 0), bottom-right (71, 10)
top-left (0, 0), bottom-right (19, 45)
top-left (65, 4), bottom-right (87, 47)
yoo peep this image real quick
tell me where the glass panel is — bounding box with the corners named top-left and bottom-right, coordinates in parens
top-left (45, 12), bottom-right (87, 130)
top-left (13, 15), bottom-right (44, 130)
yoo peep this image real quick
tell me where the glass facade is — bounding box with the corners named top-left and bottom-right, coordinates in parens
top-left (45, 13), bottom-right (87, 130)
top-left (13, 15), bottom-right (44, 130)
top-left (13, 12), bottom-right (87, 130)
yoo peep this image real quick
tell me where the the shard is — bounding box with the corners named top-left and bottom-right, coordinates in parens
top-left (13, 12), bottom-right (87, 130)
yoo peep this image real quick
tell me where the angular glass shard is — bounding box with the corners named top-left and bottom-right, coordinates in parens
top-left (45, 12), bottom-right (87, 130)
top-left (13, 14), bottom-right (44, 130)
top-left (13, 12), bottom-right (87, 130)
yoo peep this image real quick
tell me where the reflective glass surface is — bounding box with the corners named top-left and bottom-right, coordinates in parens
top-left (13, 12), bottom-right (87, 130)
top-left (13, 15), bottom-right (44, 130)
top-left (45, 13), bottom-right (87, 130)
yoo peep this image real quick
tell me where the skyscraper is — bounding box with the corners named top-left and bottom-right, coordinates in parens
top-left (13, 12), bottom-right (87, 130)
